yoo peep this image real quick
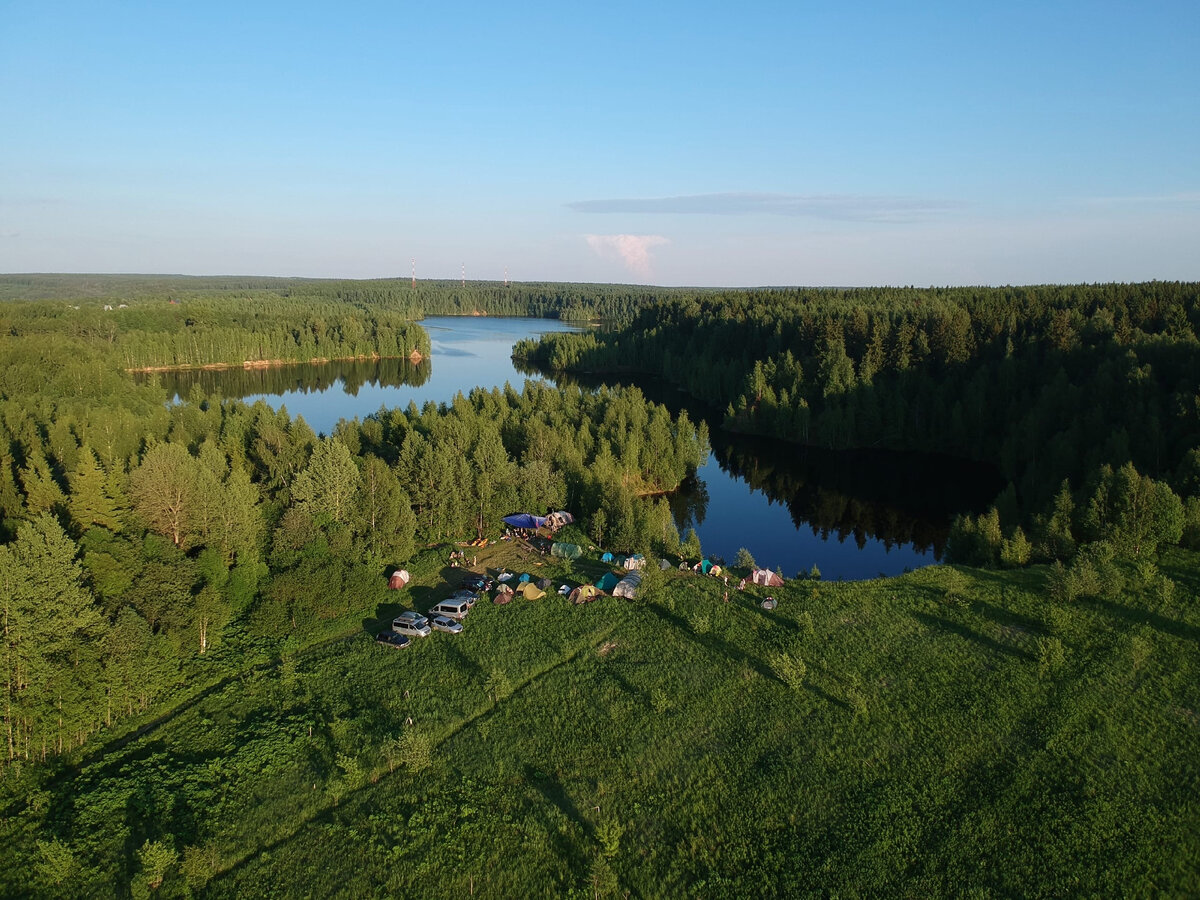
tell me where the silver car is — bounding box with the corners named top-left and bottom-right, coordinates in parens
top-left (392, 611), bottom-right (432, 638)
top-left (429, 614), bottom-right (463, 634)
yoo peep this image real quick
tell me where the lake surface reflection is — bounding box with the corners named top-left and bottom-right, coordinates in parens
top-left (150, 316), bottom-right (1002, 580)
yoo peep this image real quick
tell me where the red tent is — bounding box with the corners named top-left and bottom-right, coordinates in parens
top-left (751, 568), bottom-right (784, 587)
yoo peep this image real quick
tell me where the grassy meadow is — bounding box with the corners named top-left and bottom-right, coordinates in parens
top-left (4, 539), bottom-right (1197, 898)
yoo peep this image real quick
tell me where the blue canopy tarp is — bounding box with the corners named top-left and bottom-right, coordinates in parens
top-left (503, 513), bottom-right (546, 530)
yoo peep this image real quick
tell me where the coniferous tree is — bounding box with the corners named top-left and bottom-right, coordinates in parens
top-left (67, 446), bottom-right (124, 534)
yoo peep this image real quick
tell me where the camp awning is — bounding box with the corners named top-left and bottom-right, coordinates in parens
top-left (503, 513), bottom-right (546, 530)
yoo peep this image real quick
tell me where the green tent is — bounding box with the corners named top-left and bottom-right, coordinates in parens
top-left (594, 571), bottom-right (619, 591)
top-left (551, 542), bottom-right (582, 560)
top-left (518, 581), bottom-right (545, 600)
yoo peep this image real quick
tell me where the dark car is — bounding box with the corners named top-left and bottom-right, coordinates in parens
top-left (461, 572), bottom-right (493, 592)
top-left (375, 630), bottom-right (411, 650)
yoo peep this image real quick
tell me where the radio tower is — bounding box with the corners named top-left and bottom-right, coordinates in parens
top-left (461, 263), bottom-right (466, 287)
top-left (504, 266), bottom-right (509, 287)
top-left (411, 258), bottom-right (415, 288)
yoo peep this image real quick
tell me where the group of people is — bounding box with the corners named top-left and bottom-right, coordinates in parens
top-left (448, 550), bottom-right (477, 568)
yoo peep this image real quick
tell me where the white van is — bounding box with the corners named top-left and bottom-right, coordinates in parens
top-left (429, 598), bottom-right (471, 621)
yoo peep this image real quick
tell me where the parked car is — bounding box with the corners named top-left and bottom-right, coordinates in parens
top-left (429, 614), bottom-right (463, 634)
top-left (461, 572), bottom-right (493, 592)
top-left (375, 630), bottom-right (411, 650)
top-left (430, 598), bottom-right (471, 620)
top-left (451, 589), bottom-right (480, 607)
top-left (392, 611), bottom-right (432, 638)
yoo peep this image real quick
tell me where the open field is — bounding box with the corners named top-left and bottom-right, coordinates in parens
top-left (5, 539), bottom-right (1197, 897)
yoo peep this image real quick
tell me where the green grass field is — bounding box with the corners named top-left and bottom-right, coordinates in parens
top-left (4, 546), bottom-right (1199, 898)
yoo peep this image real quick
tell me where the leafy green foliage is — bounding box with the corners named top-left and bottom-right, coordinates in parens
top-left (0, 275), bottom-right (1198, 896)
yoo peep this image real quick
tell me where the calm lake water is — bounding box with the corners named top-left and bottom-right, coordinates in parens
top-left (154, 316), bottom-right (1002, 580)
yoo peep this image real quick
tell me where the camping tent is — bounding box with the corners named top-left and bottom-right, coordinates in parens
top-left (546, 511), bottom-right (575, 529)
top-left (659, 558), bottom-right (672, 570)
top-left (594, 571), bottom-right (619, 592)
top-left (518, 581), bottom-right (545, 600)
top-left (600, 552), bottom-right (614, 563)
top-left (568, 584), bottom-right (602, 605)
top-left (551, 542), bottom-right (582, 560)
top-left (494, 583), bottom-right (514, 604)
top-left (503, 513), bottom-right (546, 530)
top-left (621, 554), bottom-right (645, 571)
top-left (613, 572), bottom-right (643, 599)
top-left (761, 598), bottom-right (778, 610)
top-left (710, 565), bottom-right (722, 577)
top-left (387, 569), bottom-right (410, 590)
top-left (751, 568), bottom-right (785, 587)
top-left (537, 577), bottom-right (552, 590)
top-left (518, 573), bottom-right (531, 583)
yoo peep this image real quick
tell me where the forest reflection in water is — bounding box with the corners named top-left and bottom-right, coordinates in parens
top-left (139, 356), bottom-right (431, 400)
top-left (532, 367), bottom-right (1004, 570)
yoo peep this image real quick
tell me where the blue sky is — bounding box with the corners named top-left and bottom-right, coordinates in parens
top-left (2, 0), bottom-right (1198, 286)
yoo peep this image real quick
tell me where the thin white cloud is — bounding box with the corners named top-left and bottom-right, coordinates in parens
top-left (1082, 191), bottom-right (1200, 207)
top-left (585, 234), bottom-right (669, 277)
top-left (569, 192), bottom-right (962, 222)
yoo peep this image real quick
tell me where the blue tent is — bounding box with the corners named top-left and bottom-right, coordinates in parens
top-left (595, 571), bottom-right (619, 591)
top-left (503, 513), bottom-right (546, 530)
top-left (518, 573), bottom-right (531, 583)
top-left (600, 552), bottom-right (614, 563)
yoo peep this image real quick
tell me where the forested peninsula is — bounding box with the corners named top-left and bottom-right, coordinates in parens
top-left (0, 274), bottom-right (1197, 898)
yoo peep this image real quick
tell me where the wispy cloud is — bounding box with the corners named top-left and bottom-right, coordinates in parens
top-left (585, 234), bottom-right (670, 277)
top-left (569, 192), bottom-right (962, 222)
top-left (1081, 191), bottom-right (1200, 208)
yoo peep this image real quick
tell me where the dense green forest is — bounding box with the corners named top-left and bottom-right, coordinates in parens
top-left (0, 275), bottom-right (1197, 897)
top-left (0, 273), bottom-right (690, 328)
top-left (515, 282), bottom-right (1200, 561)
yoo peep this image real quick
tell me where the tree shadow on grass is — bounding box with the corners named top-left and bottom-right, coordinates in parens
top-left (643, 602), bottom-right (851, 714)
top-left (441, 642), bottom-right (485, 682)
top-left (523, 764), bottom-right (592, 870)
top-left (911, 611), bottom-right (1035, 662)
top-left (604, 666), bottom-right (650, 708)
top-left (1076, 595), bottom-right (1200, 646)
top-left (644, 602), bottom-right (775, 682)
top-left (970, 598), bottom-right (1047, 638)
